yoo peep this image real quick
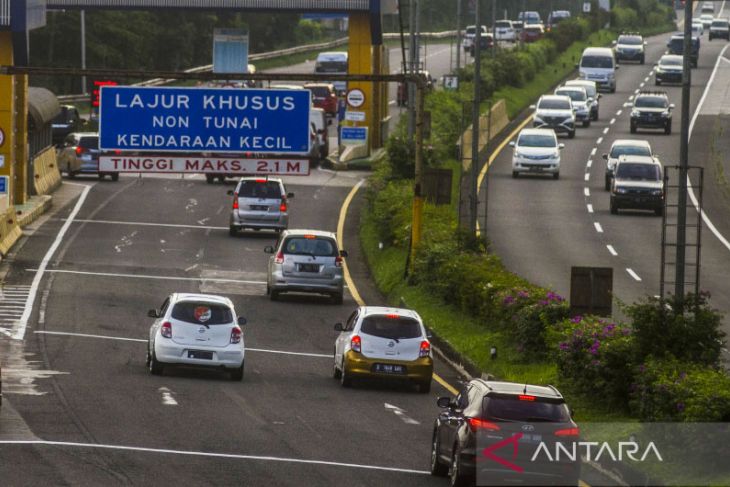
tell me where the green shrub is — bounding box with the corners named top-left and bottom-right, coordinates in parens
top-left (511, 295), bottom-right (570, 359)
top-left (552, 316), bottom-right (636, 406)
top-left (366, 178), bottom-right (412, 247)
top-left (625, 293), bottom-right (726, 367)
top-left (630, 358), bottom-right (730, 422)
top-left (612, 6), bottom-right (640, 30)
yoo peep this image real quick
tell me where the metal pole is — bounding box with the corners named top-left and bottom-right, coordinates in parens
top-left (520, 0), bottom-right (526, 48)
top-left (491, 0), bottom-right (496, 56)
top-left (407, 0), bottom-right (417, 138)
top-left (470, 0), bottom-right (482, 237)
top-left (397, 0), bottom-right (408, 82)
top-left (409, 84), bottom-right (425, 272)
top-left (675, 0), bottom-right (693, 302)
top-left (81, 9), bottom-right (87, 94)
top-left (456, 0), bottom-right (462, 71)
top-left (483, 99), bottom-right (492, 243)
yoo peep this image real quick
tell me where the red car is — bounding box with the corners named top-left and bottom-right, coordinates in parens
top-left (521, 25), bottom-right (544, 43)
top-left (304, 83), bottom-right (338, 116)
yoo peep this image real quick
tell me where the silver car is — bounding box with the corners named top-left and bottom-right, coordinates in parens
top-left (227, 177), bottom-right (293, 235)
top-left (147, 293), bottom-right (247, 380)
top-left (265, 229), bottom-right (347, 304)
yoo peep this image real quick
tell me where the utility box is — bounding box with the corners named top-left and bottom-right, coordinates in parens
top-left (570, 266), bottom-right (613, 316)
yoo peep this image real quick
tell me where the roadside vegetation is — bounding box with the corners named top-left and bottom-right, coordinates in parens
top-left (360, 0), bottom-right (730, 431)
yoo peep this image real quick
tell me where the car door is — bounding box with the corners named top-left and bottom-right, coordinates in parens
top-left (335, 309), bottom-right (359, 363)
top-left (437, 385), bottom-right (471, 458)
top-left (150, 297), bottom-right (170, 344)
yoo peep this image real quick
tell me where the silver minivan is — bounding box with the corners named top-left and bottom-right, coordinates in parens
top-left (578, 47), bottom-right (618, 93)
top-left (227, 177), bottom-right (293, 235)
top-left (265, 229), bottom-right (347, 304)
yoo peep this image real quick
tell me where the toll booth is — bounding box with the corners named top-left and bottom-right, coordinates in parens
top-left (27, 87), bottom-right (62, 196)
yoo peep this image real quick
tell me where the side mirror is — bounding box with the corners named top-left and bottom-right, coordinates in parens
top-left (602, 154), bottom-right (608, 160)
top-left (508, 141), bottom-right (516, 147)
top-left (558, 143), bottom-right (565, 150)
top-left (529, 104), bottom-right (536, 110)
top-left (627, 102), bottom-right (634, 108)
top-left (339, 250), bottom-right (348, 258)
top-left (227, 190), bottom-right (234, 196)
top-left (334, 322), bottom-right (344, 332)
top-left (426, 331), bottom-right (433, 339)
top-left (287, 192), bottom-right (295, 198)
top-left (669, 103), bottom-right (676, 109)
top-left (237, 316), bottom-right (247, 326)
top-left (654, 62), bottom-right (659, 66)
top-left (264, 246), bottom-right (275, 254)
top-left (437, 396), bottom-right (452, 409)
top-left (148, 309), bottom-right (158, 318)
top-left (597, 94), bottom-right (602, 99)
top-left (611, 40), bottom-right (617, 45)
top-left (570, 408), bottom-right (576, 418)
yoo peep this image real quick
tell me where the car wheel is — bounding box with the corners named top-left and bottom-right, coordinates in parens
top-left (333, 354), bottom-right (342, 379)
top-left (340, 360), bottom-right (352, 387)
top-left (582, 120), bottom-right (590, 128)
top-left (592, 110), bottom-right (599, 121)
top-left (67, 164), bottom-right (76, 179)
top-left (512, 171), bottom-right (518, 178)
top-left (655, 78), bottom-right (661, 86)
top-left (205, 174), bottom-right (215, 184)
top-left (568, 130), bottom-right (575, 139)
top-left (230, 361), bottom-right (244, 381)
top-left (98, 173), bottom-right (105, 180)
top-left (605, 176), bottom-right (611, 191)
top-left (270, 290), bottom-right (279, 301)
top-left (229, 225), bottom-right (237, 237)
top-left (693, 61), bottom-right (698, 68)
top-left (665, 123), bottom-right (672, 135)
top-left (217, 175), bottom-right (226, 183)
top-left (449, 448), bottom-right (469, 487)
top-left (265, 283), bottom-right (271, 296)
top-left (610, 200), bottom-right (619, 215)
top-left (418, 379), bottom-right (432, 394)
top-left (553, 172), bottom-right (560, 180)
top-left (148, 345), bottom-right (164, 375)
top-left (331, 292), bottom-right (344, 305)
top-left (431, 432), bottom-right (449, 477)
top-left (655, 207), bottom-right (664, 217)
top-left (630, 123), bottom-right (637, 134)
top-left (111, 173), bottom-right (119, 182)
top-left (610, 86), bottom-right (616, 94)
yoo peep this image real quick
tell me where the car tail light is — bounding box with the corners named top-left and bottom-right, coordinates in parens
top-left (554, 428), bottom-right (580, 437)
top-left (75, 146), bottom-right (85, 155)
top-left (232, 193), bottom-right (239, 210)
top-left (255, 178), bottom-right (267, 183)
top-left (279, 201), bottom-right (287, 212)
top-left (114, 149), bottom-right (121, 155)
top-left (230, 327), bottom-right (242, 344)
top-left (274, 251), bottom-right (284, 264)
top-left (468, 418), bottom-right (500, 432)
top-left (519, 395), bottom-right (536, 402)
top-left (350, 335), bottom-right (361, 353)
top-left (335, 255), bottom-right (343, 267)
top-left (161, 322), bottom-right (172, 338)
top-left (385, 314), bottom-right (400, 319)
top-left (419, 340), bottom-right (431, 357)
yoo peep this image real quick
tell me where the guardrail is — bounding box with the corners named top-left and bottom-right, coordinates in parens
top-left (56, 30), bottom-right (456, 102)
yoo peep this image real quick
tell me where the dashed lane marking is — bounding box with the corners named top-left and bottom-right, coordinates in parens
top-left (584, 188), bottom-right (590, 197)
top-left (584, 173), bottom-right (590, 182)
top-left (607, 245), bottom-right (618, 256)
top-left (610, 118), bottom-right (616, 125)
top-left (627, 268), bottom-right (642, 282)
top-left (616, 110), bottom-right (622, 116)
top-left (587, 204), bottom-right (594, 213)
top-left (587, 159), bottom-right (593, 168)
top-left (596, 137), bottom-right (603, 145)
top-left (594, 222), bottom-right (603, 233)
top-left (590, 148), bottom-right (597, 157)
top-left (602, 127), bottom-right (609, 135)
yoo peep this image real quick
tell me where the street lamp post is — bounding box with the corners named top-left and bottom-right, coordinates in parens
top-left (81, 10), bottom-right (87, 94)
top-left (470, 0), bottom-right (481, 238)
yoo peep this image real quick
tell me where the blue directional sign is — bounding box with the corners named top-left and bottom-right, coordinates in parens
top-left (340, 126), bottom-right (368, 144)
top-left (0, 176), bottom-right (7, 194)
top-left (99, 86), bottom-right (311, 154)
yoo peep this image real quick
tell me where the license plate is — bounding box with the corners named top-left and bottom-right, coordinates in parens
top-left (250, 205), bottom-right (268, 211)
top-left (373, 363), bottom-right (406, 374)
top-left (82, 154), bottom-right (92, 161)
top-left (299, 263), bottom-right (319, 273)
top-left (520, 433), bottom-right (543, 443)
top-left (188, 350), bottom-right (213, 360)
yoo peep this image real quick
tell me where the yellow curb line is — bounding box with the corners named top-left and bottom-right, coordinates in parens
top-left (337, 178), bottom-right (459, 397)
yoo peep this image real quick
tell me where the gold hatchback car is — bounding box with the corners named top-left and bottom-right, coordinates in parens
top-left (333, 306), bottom-right (433, 393)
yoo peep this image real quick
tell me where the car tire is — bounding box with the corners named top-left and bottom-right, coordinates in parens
top-left (270, 290), bottom-right (279, 301)
top-left (148, 345), bottom-right (164, 376)
top-left (605, 176), bottom-right (611, 191)
top-left (693, 61), bottom-right (698, 69)
top-left (98, 173), bottom-right (105, 180)
top-left (205, 174), bottom-right (215, 184)
top-left (229, 225), bottom-right (237, 237)
top-left (333, 355), bottom-right (342, 379)
top-left (665, 123), bottom-right (672, 135)
top-left (449, 448), bottom-right (470, 487)
top-left (431, 432), bottom-right (449, 477)
top-left (610, 200), bottom-right (619, 215)
top-left (340, 360), bottom-right (352, 387)
top-left (655, 207), bottom-right (664, 217)
top-left (418, 379), bottom-right (432, 394)
top-left (592, 110), bottom-right (599, 122)
top-left (610, 86), bottom-right (616, 94)
top-left (111, 173), bottom-right (119, 182)
top-left (331, 292), bottom-right (344, 305)
top-left (266, 283), bottom-right (271, 296)
top-left (630, 123), bottom-right (637, 134)
top-left (217, 175), bottom-right (226, 183)
top-left (512, 171), bottom-right (518, 178)
top-left (568, 130), bottom-right (575, 139)
top-left (67, 164), bottom-right (76, 179)
top-left (582, 120), bottom-right (590, 128)
top-left (230, 361), bottom-right (244, 381)
top-left (553, 172), bottom-right (560, 180)
top-left (655, 78), bottom-right (661, 86)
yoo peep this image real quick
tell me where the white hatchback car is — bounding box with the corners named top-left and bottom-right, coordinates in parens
top-left (509, 128), bottom-right (564, 179)
top-left (147, 293), bottom-right (247, 380)
top-left (333, 306), bottom-right (434, 393)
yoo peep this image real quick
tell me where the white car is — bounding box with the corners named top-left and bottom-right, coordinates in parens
top-left (700, 14), bottom-right (714, 29)
top-left (531, 95), bottom-right (576, 138)
top-left (462, 24), bottom-right (488, 51)
top-left (602, 139), bottom-right (655, 190)
top-left (509, 128), bottom-right (564, 179)
top-left (554, 86), bottom-right (593, 127)
top-left (494, 20), bottom-right (517, 42)
top-left (147, 293), bottom-right (247, 380)
top-left (333, 306), bottom-right (433, 393)
top-left (564, 79), bottom-right (601, 120)
top-left (692, 20), bottom-right (704, 36)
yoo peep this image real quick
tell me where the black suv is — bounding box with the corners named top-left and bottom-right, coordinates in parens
top-left (667, 34), bottom-right (700, 68)
top-left (430, 379), bottom-right (580, 486)
top-left (630, 91), bottom-right (674, 134)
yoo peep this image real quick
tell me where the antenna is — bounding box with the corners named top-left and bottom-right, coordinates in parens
top-left (523, 384), bottom-right (528, 394)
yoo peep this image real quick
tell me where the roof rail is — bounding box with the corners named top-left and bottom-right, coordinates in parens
top-left (637, 90), bottom-right (668, 96)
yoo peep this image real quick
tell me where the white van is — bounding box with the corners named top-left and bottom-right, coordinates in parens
top-left (314, 52), bottom-right (349, 93)
top-left (578, 47), bottom-right (618, 93)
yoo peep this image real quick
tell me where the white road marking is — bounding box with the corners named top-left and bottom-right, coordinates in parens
top-left (0, 440), bottom-right (430, 475)
top-left (384, 403), bottom-right (420, 425)
top-left (616, 110), bottom-right (622, 116)
top-left (33, 331), bottom-right (332, 358)
top-left (14, 185), bottom-right (92, 340)
top-left (596, 137), bottom-right (603, 145)
top-left (158, 387), bottom-right (178, 406)
top-left (610, 118), bottom-right (616, 125)
top-left (607, 245), bottom-right (618, 256)
top-left (640, 82), bottom-right (645, 88)
top-left (584, 188), bottom-right (590, 197)
top-left (590, 148), bottom-right (597, 157)
top-left (629, 95), bottom-right (634, 101)
top-left (584, 173), bottom-right (590, 182)
top-left (594, 222), bottom-right (603, 233)
top-left (627, 268), bottom-right (642, 281)
top-left (66, 218), bottom-right (228, 231)
top-left (644, 77), bottom-right (649, 83)
top-left (587, 159), bottom-right (593, 168)
top-left (634, 89), bottom-right (640, 94)
top-left (587, 204), bottom-right (594, 213)
top-left (602, 127), bottom-right (609, 135)
top-left (26, 269), bottom-right (267, 286)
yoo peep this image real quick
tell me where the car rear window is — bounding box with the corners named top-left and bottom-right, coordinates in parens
top-left (282, 236), bottom-right (337, 256)
top-left (237, 180), bottom-right (282, 199)
top-left (79, 136), bottom-right (99, 149)
top-left (712, 20), bottom-right (729, 27)
top-left (610, 145), bottom-right (651, 158)
top-left (556, 89), bottom-right (586, 101)
top-left (616, 163), bottom-right (661, 180)
top-left (308, 86), bottom-right (331, 97)
top-left (484, 396), bottom-right (571, 422)
top-left (360, 315), bottom-right (422, 340)
top-left (581, 55), bottom-right (613, 68)
top-left (171, 302), bottom-right (233, 325)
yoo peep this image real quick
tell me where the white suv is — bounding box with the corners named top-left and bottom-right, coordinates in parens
top-left (494, 20), bottom-right (517, 42)
top-left (531, 95), bottom-right (576, 138)
top-left (509, 128), bottom-right (564, 179)
top-left (602, 139), bottom-right (656, 190)
top-left (462, 25), bottom-right (488, 51)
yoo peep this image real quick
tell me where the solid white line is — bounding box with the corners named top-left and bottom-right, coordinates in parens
top-left (26, 269), bottom-right (267, 285)
top-left (686, 43), bottom-right (730, 254)
top-left (607, 245), bottom-right (618, 256)
top-left (617, 110), bottom-right (622, 116)
top-left (14, 185), bottom-right (92, 340)
top-left (587, 160), bottom-right (593, 168)
top-left (584, 188), bottom-right (590, 197)
top-left (0, 440), bottom-right (429, 475)
top-left (594, 222), bottom-right (603, 233)
top-left (602, 127), bottom-right (609, 135)
top-left (610, 118), bottom-right (616, 125)
top-left (67, 218), bottom-right (228, 231)
top-left (584, 173), bottom-right (590, 182)
top-left (590, 148), bottom-right (597, 157)
top-left (627, 268), bottom-right (642, 281)
top-left (33, 331), bottom-right (332, 358)
top-left (596, 137), bottom-right (603, 145)
top-left (587, 204), bottom-right (594, 213)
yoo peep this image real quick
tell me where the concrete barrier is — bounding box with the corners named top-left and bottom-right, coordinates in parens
top-left (0, 208), bottom-right (22, 256)
top-left (32, 146), bottom-right (62, 196)
top-left (459, 99), bottom-right (510, 171)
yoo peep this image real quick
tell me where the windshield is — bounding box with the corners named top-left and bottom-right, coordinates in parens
top-left (581, 55), bottom-right (613, 68)
top-left (484, 397), bottom-right (571, 422)
top-left (282, 237), bottom-right (337, 257)
top-left (538, 98), bottom-right (571, 110)
top-left (610, 145), bottom-right (651, 158)
top-left (308, 86), bottom-right (331, 98)
top-left (360, 315), bottom-right (422, 340)
top-left (635, 96), bottom-right (667, 109)
top-left (661, 57), bottom-right (683, 66)
top-left (518, 134), bottom-right (556, 148)
top-left (712, 20), bottom-right (729, 27)
top-left (556, 89), bottom-right (586, 101)
top-left (315, 61), bottom-right (347, 73)
top-left (701, 15), bottom-right (714, 20)
top-left (237, 180), bottom-right (282, 199)
top-left (171, 302), bottom-right (233, 325)
top-left (567, 82), bottom-right (596, 97)
top-left (618, 36), bottom-right (642, 45)
top-left (616, 163), bottom-right (661, 180)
